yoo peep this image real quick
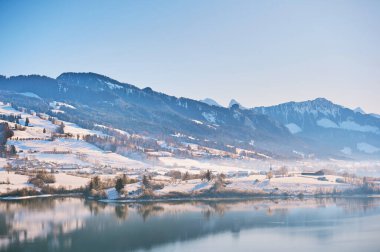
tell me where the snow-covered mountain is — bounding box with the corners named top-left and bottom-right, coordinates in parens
top-left (199, 98), bottom-right (222, 107)
top-left (0, 73), bottom-right (296, 158)
top-left (228, 99), bottom-right (246, 109)
top-left (252, 98), bottom-right (380, 158)
top-left (1, 73), bottom-right (379, 160)
top-left (370, 113), bottom-right (380, 119)
top-left (354, 107), bottom-right (366, 114)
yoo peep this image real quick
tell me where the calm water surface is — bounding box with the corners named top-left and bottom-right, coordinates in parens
top-left (0, 197), bottom-right (380, 252)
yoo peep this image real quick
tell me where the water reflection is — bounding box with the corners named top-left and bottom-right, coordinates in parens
top-left (0, 197), bottom-right (379, 251)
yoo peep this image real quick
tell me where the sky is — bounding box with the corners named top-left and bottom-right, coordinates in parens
top-left (1, 0), bottom-right (379, 113)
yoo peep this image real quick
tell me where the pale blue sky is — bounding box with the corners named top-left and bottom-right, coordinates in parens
top-left (1, 0), bottom-right (379, 113)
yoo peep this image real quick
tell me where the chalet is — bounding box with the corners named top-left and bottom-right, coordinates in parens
top-left (236, 170), bottom-right (249, 177)
top-left (38, 113), bottom-right (49, 120)
top-left (105, 188), bottom-right (119, 200)
top-left (301, 170), bottom-right (325, 176)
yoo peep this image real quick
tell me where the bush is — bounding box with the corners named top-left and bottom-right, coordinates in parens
top-left (165, 170), bottom-right (182, 180)
top-left (28, 177), bottom-right (45, 188)
top-left (202, 170), bottom-right (213, 182)
top-left (35, 170), bottom-right (56, 184)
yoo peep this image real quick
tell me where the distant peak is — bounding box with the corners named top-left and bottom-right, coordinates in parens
top-left (354, 107), bottom-right (365, 114)
top-left (309, 97), bottom-right (334, 105)
top-left (57, 72), bottom-right (118, 83)
top-left (228, 99), bottom-right (246, 109)
top-left (199, 98), bottom-right (222, 107)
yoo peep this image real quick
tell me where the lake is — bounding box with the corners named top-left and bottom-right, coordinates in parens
top-left (0, 197), bottom-right (380, 252)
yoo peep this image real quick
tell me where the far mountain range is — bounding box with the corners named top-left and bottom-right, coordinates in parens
top-left (0, 72), bottom-right (379, 160)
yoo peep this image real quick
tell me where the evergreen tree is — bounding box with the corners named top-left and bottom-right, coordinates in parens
top-left (115, 178), bottom-right (124, 192)
top-left (57, 122), bottom-right (65, 134)
top-left (25, 117), bottom-right (29, 126)
top-left (9, 145), bottom-right (17, 155)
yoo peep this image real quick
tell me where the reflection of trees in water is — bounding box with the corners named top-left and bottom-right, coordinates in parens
top-left (0, 197), bottom-right (90, 251)
top-left (201, 202), bottom-right (229, 220)
top-left (2, 197), bottom-right (57, 211)
top-left (136, 204), bottom-right (165, 221)
top-left (114, 205), bottom-right (128, 220)
top-left (336, 197), bottom-right (379, 215)
top-left (1, 197), bottom-right (380, 252)
top-left (83, 200), bottom-right (107, 216)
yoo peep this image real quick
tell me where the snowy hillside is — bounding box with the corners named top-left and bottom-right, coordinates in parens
top-left (252, 98), bottom-right (380, 158)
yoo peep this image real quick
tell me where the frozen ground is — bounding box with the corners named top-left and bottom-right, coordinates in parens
top-left (0, 101), bottom-right (378, 197)
top-left (0, 170), bottom-right (33, 194)
top-left (8, 138), bottom-right (149, 169)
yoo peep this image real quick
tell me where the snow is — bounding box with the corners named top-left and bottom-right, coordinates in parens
top-left (199, 98), bottom-right (222, 107)
top-left (51, 109), bottom-right (65, 114)
top-left (63, 121), bottom-right (104, 136)
top-left (370, 113), bottom-right (380, 119)
top-left (0, 103), bottom-right (58, 132)
top-left (225, 174), bottom-right (351, 194)
top-left (291, 98), bottom-right (341, 117)
top-left (8, 138), bottom-right (149, 168)
top-left (0, 171), bottom-right (32, 193)
top-left (356, 142), bottom-right (380, 154)
top-left (317, 118), bottom-right (379, 134)
top-left (340, 120), bottom-right (379, 134)
top-left (52, 173), bottom-right (90, 189)
top-left (202, 112), bottom-right (216, 123)
top-left (354, 107), bottom-right (366, 114)
top-left (285, 123), bottom-right (302, 134)
top-left (155, 179), bottom-right (213, 196)
top-left (105, 188), bottom-right (119, 199)
top-left (191, 119), bottom-right (203, 125)
top-left (228, 99), bottom-right (246, 109)
top-left (18, 92), bottom-right (42, 99)
top-left (316, 118), bottom-right (339, 128)
top-left (105, 81), bottom-right (123, 90)
top-left (49, 101), bottom-right (76, 110)
top-left (94, 124), bottom-right (130, 136)
top-left (158, 157), bottom-right (252, 174)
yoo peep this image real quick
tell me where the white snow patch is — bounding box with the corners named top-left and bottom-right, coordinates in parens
top-left (199, 98), bottom-right (222, 107)
top-left (63, 121), bottom-right (104, 136)
top-left (19, 92), bottom-right (41, 100)
top-left (370, 113), bottom-right (380, 119)
top-left (354, 107), bottom-right (365, 114)
top-left (202, 112), bottom-right (216, 123)
top-left (191, 119), bottom-right (203, 125)
top-left (317, 118), bottom-right (379, 134)
top-left (105, 81), bottom-right (123, 90)
top-left (285, 123), bottom-right (302, 134)
top-left (316, 118), bottom-right (339, 128)
top-left (340, 120), bottom-right (379, 134)
top-left (49, 101), bottom-right (76, 110)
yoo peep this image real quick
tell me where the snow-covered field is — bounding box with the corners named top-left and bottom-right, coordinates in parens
top-left (225, 174), bottom-right (352, 194)
top-left (8, 138), bottom-right (149, 169)
top-left (0, 171), bottom-right (90, 194)
top-left (0, 101), bottom-right (378, 197)
top-left (0, 170), bottom-right (33, 193)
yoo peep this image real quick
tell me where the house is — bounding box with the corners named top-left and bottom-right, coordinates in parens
top-left (38, 113), bottom-right (49, 120)
top-left (105, 188), bottom-right (119, 200)
top-left (301, 170), bottom-right (325, 176)
top-left (236, 171), bottom-right (249, 177)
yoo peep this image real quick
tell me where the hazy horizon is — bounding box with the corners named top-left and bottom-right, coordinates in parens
top-left (1, 0), bottom-right (379, 113)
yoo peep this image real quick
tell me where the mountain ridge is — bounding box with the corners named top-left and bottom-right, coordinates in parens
top-left (0, 72), bottom-right (379, 160)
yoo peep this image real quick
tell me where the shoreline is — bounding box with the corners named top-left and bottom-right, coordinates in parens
top-left (1, 192), bottom-right (379, 203)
